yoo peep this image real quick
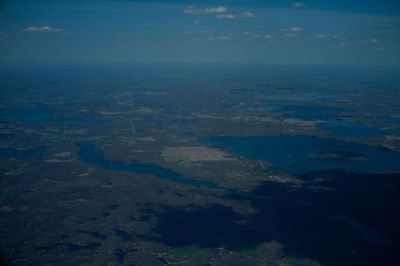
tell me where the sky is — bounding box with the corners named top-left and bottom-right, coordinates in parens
top-left (0, 0), bottom-right (400, 66)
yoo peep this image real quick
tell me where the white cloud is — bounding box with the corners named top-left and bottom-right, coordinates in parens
top-left (184, 6), bottom-right (227, 15)
top-left (263, 34), bottom-right (278, 43)
top-left (203, 6), bottom-right (227, 14)
top-left (193, 20), bottom-right (201, 24)
top-left (363, 38), bottom-right (380, 44)
top-left (264, 34), bottom-right (274, 39)
top-left (288, 27), bottom-right (304, 33)
top-left (216, 14), bottom-right (235, 20)
top-left (239, 12), bottom-right (257, 18)
top-left (220, 36), bottom-right (232, 40)
top-left (184, 6), bottom-right (256, 20)
top-left (216, 11), bottom-right (256, 20)
top-left (24, 26), bottom-right (62, 33)
top-left (208, 36), bottom-right (232, 41)
top-left (290, 2), bottom-right (306, 8)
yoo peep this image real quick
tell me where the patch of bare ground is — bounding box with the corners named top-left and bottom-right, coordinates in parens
top-left (162, 146), bottom-right (234, 163)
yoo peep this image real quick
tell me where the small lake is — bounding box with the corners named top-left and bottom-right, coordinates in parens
top-left (202, 136), bottom-right (400, 174)
top-left (79, 142), bottom-right (218, 189)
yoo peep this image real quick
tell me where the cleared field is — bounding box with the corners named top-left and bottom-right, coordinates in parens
top-left (162, 146), bottom-right (234, 162)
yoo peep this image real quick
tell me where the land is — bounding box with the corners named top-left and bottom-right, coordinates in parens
top-left (0, 65), bottom-right (399, 266)
top-left (162, 146), bottom-right (234, 163)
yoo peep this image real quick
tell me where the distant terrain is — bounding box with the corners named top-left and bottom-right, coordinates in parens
top-left (1, 64), bottom-right (399, 265)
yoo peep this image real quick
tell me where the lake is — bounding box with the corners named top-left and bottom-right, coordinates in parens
top-left (202, 135), bottom-right (400, 174)
top-left (79, 142), bottom-right (219, 189)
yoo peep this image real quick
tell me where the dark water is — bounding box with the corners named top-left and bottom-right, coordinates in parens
top-left (257, 104), bottom-right (345, 121)
top-left (317, 120), bottom-right (400, 137)
top-left (79, 142), bottom-right (218, 189)
top-left (202, 135), bottom-right (400, 174)
top-left (0, 107), bottom-right (111, 126)
top-left (259, 93), bottom-right (340, 101)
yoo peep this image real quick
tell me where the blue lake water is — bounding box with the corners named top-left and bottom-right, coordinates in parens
top-left (79, 142), bottom-right (218, 189)
top-left (202, 136), bottom-right (400, 174)
top-left (256, 104), bottom-right (400, 137)
top-left (259, 93), bottom-right (339, 101)
top-left (317, 121), bottom-right (400, 137)
top-left (0, 108), bottom-right (111, 126)
top-left (256, 104), bottom-right (346, 121)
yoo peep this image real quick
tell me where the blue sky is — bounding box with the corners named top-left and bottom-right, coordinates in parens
top-left (0, 0), bottom-right (399, 65)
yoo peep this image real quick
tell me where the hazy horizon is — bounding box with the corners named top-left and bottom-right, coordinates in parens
top-left (1, 0), bottom-right (400, 66)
